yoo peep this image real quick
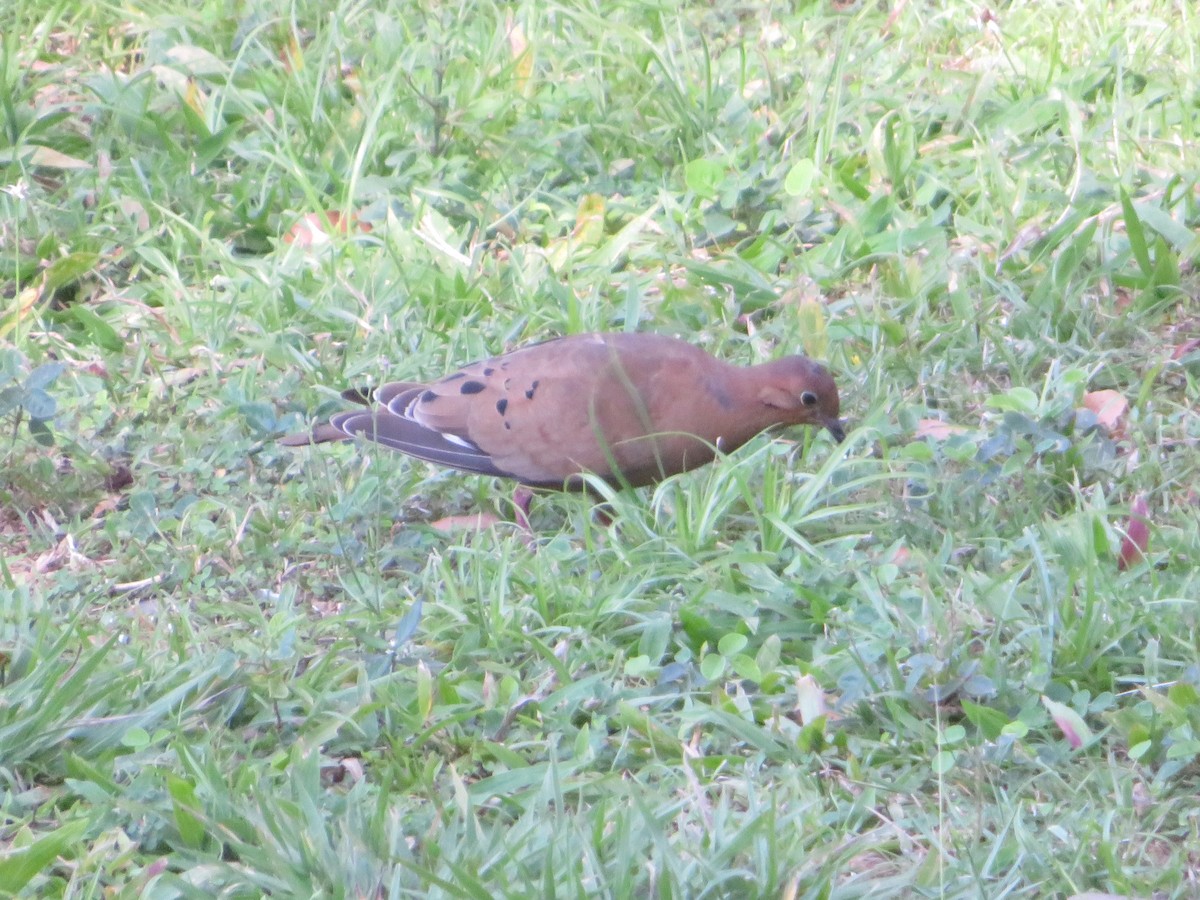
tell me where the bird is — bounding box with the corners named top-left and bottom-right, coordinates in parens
top-left (282, 332), bottom-right (843, 514)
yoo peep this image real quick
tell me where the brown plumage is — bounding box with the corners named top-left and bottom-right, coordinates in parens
top-left (281, 332), bottom-right (844, 489)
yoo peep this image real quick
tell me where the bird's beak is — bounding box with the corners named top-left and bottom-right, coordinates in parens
top-left (824, 418), bottom-right (846, 443)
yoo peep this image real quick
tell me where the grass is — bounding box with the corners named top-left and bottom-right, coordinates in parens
top-left (2, 0), bottom-right (1199, 895)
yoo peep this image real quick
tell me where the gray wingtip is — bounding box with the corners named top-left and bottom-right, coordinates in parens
top-left (333, 411), bottom-right (511, 479)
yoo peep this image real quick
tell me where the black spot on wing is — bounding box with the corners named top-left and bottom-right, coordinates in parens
top-left (376, 382), bottom-right (424, 406)
top-left (483, 367), bottom-right (495, 375)
top-left (496, 398), bottom-right (508, 415)
top-left (421, 390), bottom-right (437, 403)
top-left (384, 387), bottom-right (425, 418)
top-left (461, 380), bottom-right (486, 395)
top-left (525, 379), bottom-right (540, 400)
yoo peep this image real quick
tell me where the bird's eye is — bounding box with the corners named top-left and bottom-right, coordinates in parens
top-left (800, 391), bottom-right (818, 407)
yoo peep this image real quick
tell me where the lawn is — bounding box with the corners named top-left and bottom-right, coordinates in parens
top-left (2, 0), bottom-right (1198, 896)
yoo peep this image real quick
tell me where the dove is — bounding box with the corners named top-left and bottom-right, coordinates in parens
top-left (282, 332), bottom-right (843, 510)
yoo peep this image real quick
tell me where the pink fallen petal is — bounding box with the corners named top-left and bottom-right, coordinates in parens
top-left (915, 418), bottom-right (969, 440)
top-left (430, 513), bottom-right (502, 534)
top-left (1082, 390), bottom-right (1129, 431)
top-left (1041, 696), bottom-right (1092, 749)
top-left (1117, 495), bottom-right (1150, 571)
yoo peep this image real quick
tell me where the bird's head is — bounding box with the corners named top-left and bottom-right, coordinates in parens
top-left (756, 356), bottom-right (845, 441)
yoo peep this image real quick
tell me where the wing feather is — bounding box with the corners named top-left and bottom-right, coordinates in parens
top-left (330, 411), bottom-right (510, 477)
